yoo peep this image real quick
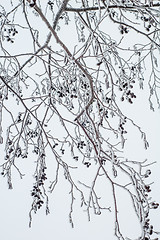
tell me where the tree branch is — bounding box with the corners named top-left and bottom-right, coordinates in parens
top-left (65, 3), bottom-right (160, 13)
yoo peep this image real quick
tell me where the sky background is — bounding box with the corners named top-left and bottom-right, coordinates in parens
top-left (0, 1), bottom-right (160, 240)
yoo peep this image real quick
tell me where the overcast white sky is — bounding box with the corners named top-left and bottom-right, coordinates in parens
top-left (0, 1), bottom-right (160, 240)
